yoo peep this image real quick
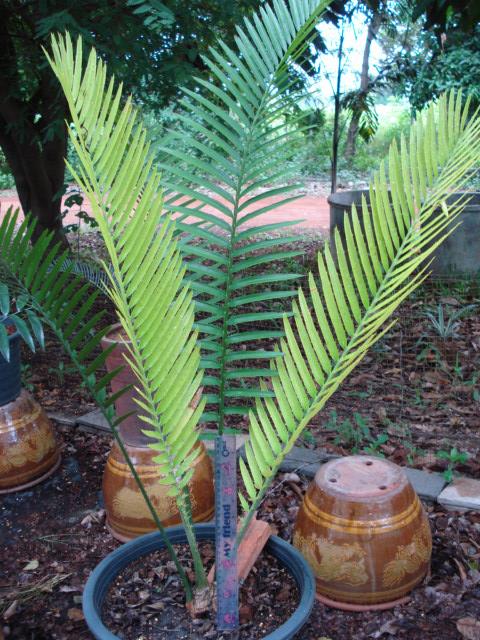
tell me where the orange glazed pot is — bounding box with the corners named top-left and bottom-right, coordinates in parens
top-left (103, 440), bottom-right (215, 542)
top-left (293, 455), bottom-right (432, 611)
top-left (101, 324), bottom-right (214, 542)
top-left (0, 389), bottom-right (61, 493)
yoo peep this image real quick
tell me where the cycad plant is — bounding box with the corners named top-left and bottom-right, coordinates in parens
top-left (1, 0), bottom-right (480, 627)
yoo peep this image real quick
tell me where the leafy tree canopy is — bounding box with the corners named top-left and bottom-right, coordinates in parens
top-left (399, 25), bottom-right (480, 111)
top-left (412, 0), bottom-right (480, 35)
top-left (0, 0), bottom-right (261, 243)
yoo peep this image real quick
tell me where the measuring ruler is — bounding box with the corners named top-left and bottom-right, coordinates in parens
top-left (214, 434), bottom-right (239, 630)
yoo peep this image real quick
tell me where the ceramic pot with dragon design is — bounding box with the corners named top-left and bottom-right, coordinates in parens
top-left (101, 324), bottom-right (215, 542)
top-left (0, 389), bottom-right (61, 493)
top-left (293, 455), bottom-right (432, 611)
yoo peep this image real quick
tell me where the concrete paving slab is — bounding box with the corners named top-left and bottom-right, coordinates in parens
top-left (47, 412), bottom-right (77, 427)
top-left (68, 417), bottom-right (474, 509)
top-left (76, 409), bottom-right (110, 433)
top-left (278, 446), bottom-right (337, 478)
top-left (438, 477), bottom-right (480, 511)
top-left (404, 467), bottom-right (446, 502)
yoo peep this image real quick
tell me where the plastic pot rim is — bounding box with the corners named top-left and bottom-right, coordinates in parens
top-left (83, 522), bottom-right (315, 640)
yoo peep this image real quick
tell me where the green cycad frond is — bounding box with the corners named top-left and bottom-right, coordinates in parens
top-left (238, 91), bottom-right (480, 530)
top-left (0, 208), bottom-right (197, 594)
top-left (46, 35), bottom-right (204, 497)
top-left (157, 0), bottom-right (332, 426)
top-left (0, 209), bottom-right (115, 411)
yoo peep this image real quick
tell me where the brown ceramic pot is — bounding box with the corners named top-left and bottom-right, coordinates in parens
top-left (101, 323), bottom-right (148, 447)
top-left (103, 440), bottom-right (215, 542)
top-left (293, 455), bottom-right (432, 611)
top-left (101, 324), bottom-right (215, 541)
top-left (0, 389), bottom-right (61, 493)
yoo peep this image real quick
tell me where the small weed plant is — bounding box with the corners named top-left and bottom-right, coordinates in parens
top-left (436, 447), bottom-right (469, 482)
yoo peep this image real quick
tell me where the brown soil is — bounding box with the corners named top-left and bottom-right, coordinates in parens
top-left (0, 425), bottom-right (479, 639)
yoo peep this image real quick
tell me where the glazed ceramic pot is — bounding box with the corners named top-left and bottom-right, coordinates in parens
top-left (293, 455), bottom-right (432, 610)
top-left (83, 524), bottom-right (316, 640)
top-left (0, 389), bottom-right (61, 493)
top-left (101, 324), bottom-right (214, 541)
top-left (101, 324), bottom-right (150, 448)
top-left (103, 440), bottom-right (215, 542)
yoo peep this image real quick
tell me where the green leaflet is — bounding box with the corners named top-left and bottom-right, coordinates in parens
top-left (47, 35), bottom-right (204, 509)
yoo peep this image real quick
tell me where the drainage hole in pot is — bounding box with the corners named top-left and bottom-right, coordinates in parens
top-left (379, 485), bottom-right (387, 490)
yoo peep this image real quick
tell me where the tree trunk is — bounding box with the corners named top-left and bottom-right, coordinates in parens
top-left (344, 11), bottom-right (382, 160)
top-left (331, 27), bottom-right (345, 194)
top-left (0, 117), bottom-right (68, 248)
top-left (0, 13), bottom-right (69, 249)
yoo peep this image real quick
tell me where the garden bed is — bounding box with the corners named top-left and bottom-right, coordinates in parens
top-left (3, 229), bottom-right (478, 638)
top-left (22, 230), bottom-right (480, 477)
top-left (0, 424), bottom-right (479, 639)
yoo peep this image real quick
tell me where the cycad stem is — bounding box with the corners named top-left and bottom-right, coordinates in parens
top-left (180, 487), bottom-right (208, 588)
top-left (179, 493), bottom-right (208, 589)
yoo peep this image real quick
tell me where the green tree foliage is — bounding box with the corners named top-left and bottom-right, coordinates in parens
top-left (0, 0), bottom-right (261, 245)
top-left (412, 0), bottom-right (480, 35)
top-left (393, 24), bottom-right (480, 111)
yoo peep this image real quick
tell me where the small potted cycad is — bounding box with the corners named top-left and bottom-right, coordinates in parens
top-left (2, 0), bottom-right (480, 636)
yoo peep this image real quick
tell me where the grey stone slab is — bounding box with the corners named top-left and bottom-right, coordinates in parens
top-left (278, 446), bottom-right (337, 478)
top-left (278, 446), bottom-right (449, 497)
top-left (76, 409), bottom-right (110, 433)
top-left (404, 467), bottom-right (446, 502)
top-left (438, 477), bottom-right (480, 511)
top-left (46, 412), bottom-right (77, 427)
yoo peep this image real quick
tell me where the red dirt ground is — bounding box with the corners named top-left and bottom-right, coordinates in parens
top-left (0, 189), bottom-right (331, 232)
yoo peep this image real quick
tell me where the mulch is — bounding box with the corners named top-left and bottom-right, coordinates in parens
top-left (102, 542), bottom-right (299, 639)
top-left (1, 424), bottom-right (479, 640)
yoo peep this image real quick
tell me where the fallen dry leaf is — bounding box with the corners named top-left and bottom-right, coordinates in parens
top-left (67, 608), bottom-right (84, 622)
top-left (3, 600), bottom-right (17, 620)
top-left (59, 584), bottom-right (80, 593)
top-left (22, 560), bottom-right (39, 571)
top-left (80, 509), bottom-right (106, 526)
top-left (457, 617), bottom-right (480, 640)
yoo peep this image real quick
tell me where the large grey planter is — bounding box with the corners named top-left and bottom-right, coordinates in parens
top-left (328, 190), bottom-right (480, 276)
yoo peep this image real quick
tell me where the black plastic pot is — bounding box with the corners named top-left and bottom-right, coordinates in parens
top-left (0, 329), bottom-right (22, 406)
top-left (83, 523), bottom-right (315, 640)
top-left (328, 190), bottom-right (480, 276)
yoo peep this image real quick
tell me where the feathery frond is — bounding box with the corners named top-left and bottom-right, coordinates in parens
top-left (46, 34), bottom-right (205, 499)
top-left (0, 209), bottom-right (115, 410)
top-left (157, 0), bottom-right (332, 428)
top-left (238, 91), bottom-right (480, 531)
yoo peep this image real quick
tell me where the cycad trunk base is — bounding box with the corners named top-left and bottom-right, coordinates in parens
top-left (0, 389), bottom-right (61, 493)
top-left (82, 524), bottom-right (316, 640)
top-left (101, 325), bottom-right (215, 541)
top-left (293, 456), bottom-right (432, 610)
